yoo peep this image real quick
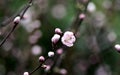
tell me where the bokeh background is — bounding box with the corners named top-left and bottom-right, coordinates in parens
top-left (0, 0), bottom-right (120, 75)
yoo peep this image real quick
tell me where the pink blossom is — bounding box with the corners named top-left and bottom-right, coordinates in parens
top-left (51, 34), bottom-right (60, 44)
top-left (61, 31), bottom-right (76, 47)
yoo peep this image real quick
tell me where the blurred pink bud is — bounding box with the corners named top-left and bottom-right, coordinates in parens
top-left (59, 69), bottom-right (67, 75)
top-left (56, 48), bottom-right (63, 55)
top-left (42, 65), bottom-right (47, 69)
top-left (39, 56), bottom-right (45, 62)
top-left (23, 72), bottom-right (29, 75)
top-left (51, 34), bottom-right (60, 44)
top-left (55, 28), bottom-right (62, 34)
top-left (45, 65), bottom-right (51, 72)
top-left (79, 13), bottom-right (86, 19)
top-left (61, 31), bottom-right (76, 47)
top-left (14, 16), bottom-right (21, 24)
top-left (48, 51), bottom-right (54, 57)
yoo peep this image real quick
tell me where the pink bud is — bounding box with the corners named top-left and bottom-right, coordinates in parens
top-left (14, 16), bottom-right (21, 24)
top-left (51, 34), bottom-right (60, 44)
top-left (79, 13), bottom-right (86, 19)
top-left (39, 56), bottom-right (45, 62)
top-left (44, 65), bottom-right (51, 72)
top-left (55, 28), bottom-right (62, 34)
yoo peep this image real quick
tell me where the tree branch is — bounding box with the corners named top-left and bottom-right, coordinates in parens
top-left (0, 0), bottom-right (33, 48)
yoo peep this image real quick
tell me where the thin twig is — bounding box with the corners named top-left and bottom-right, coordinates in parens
top-left (29, 57), bottom-right (49, 75)
top-left (0, 3), bottom-right (29, 27)
top-left (0, 24), bottom-right (17, 47)
top-left (71, 0), bottom-right (91, 34)
top-left (0, 0), bottom-right (33, 48)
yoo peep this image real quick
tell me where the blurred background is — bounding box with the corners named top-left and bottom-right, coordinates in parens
top-left (0, 0), bottom-right (120, 75)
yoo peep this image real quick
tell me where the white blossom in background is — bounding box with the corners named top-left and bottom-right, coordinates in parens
top-left (59, 68), bottom-right (67, 75)
top-left (22, 20), bottom-right (41, 33)
top-left (3, 41), bottom-right (13, 51)
top-left (92, 12), bottom-right (106, 28)
top-left (107, 32), bottom-right (117, 42)
top-left (74, 60), bottom-right (88, 72)
top-left (20, 8), bottom-right (41, 33)
top-left (51, 4), bottom-right (67, 19)
top-left (34, 0), bottom-right (48, 12)
top-left (103, 0), bottom-right (112, 9)
top-left (95, 65), bottom-right (111, 75)
top-left (87, 2), bottom-right (96, 13)
top-left (61, 31), bottom-right (76, 47)
top-left (31, 45), bottom-right (42, 55)
top-left (20, 8), bottom-right (34, 24)
top-left (114, 0), bottom-right (120, 10)
top-left (28, 30), bottom-right (42, 44)
top-left (51, 34), bottom-right (61, 44)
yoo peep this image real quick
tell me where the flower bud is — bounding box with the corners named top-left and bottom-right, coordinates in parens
top-left (23, 72), bottom-right (29, 75)
top-left (55, 28), bottom-right (62, 34)
top-left (51, 34), bottom-right (60, 44)
top-left (48, 51), bottom-right (54, 57)
top-left (14, 16), bottom-right (21, 24)
top-left (39, 56), bottom-right (45, 62)
top-left (42, 64), bottom-right (47, 69)
top-left (115, 44), bottom-right (120, 52)
top-left (79, 13), bottom-right (85, 19)
top-left (44, 65), bottom-right (51, 72)
top-left (87, 2), bottom-right (96, 13)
